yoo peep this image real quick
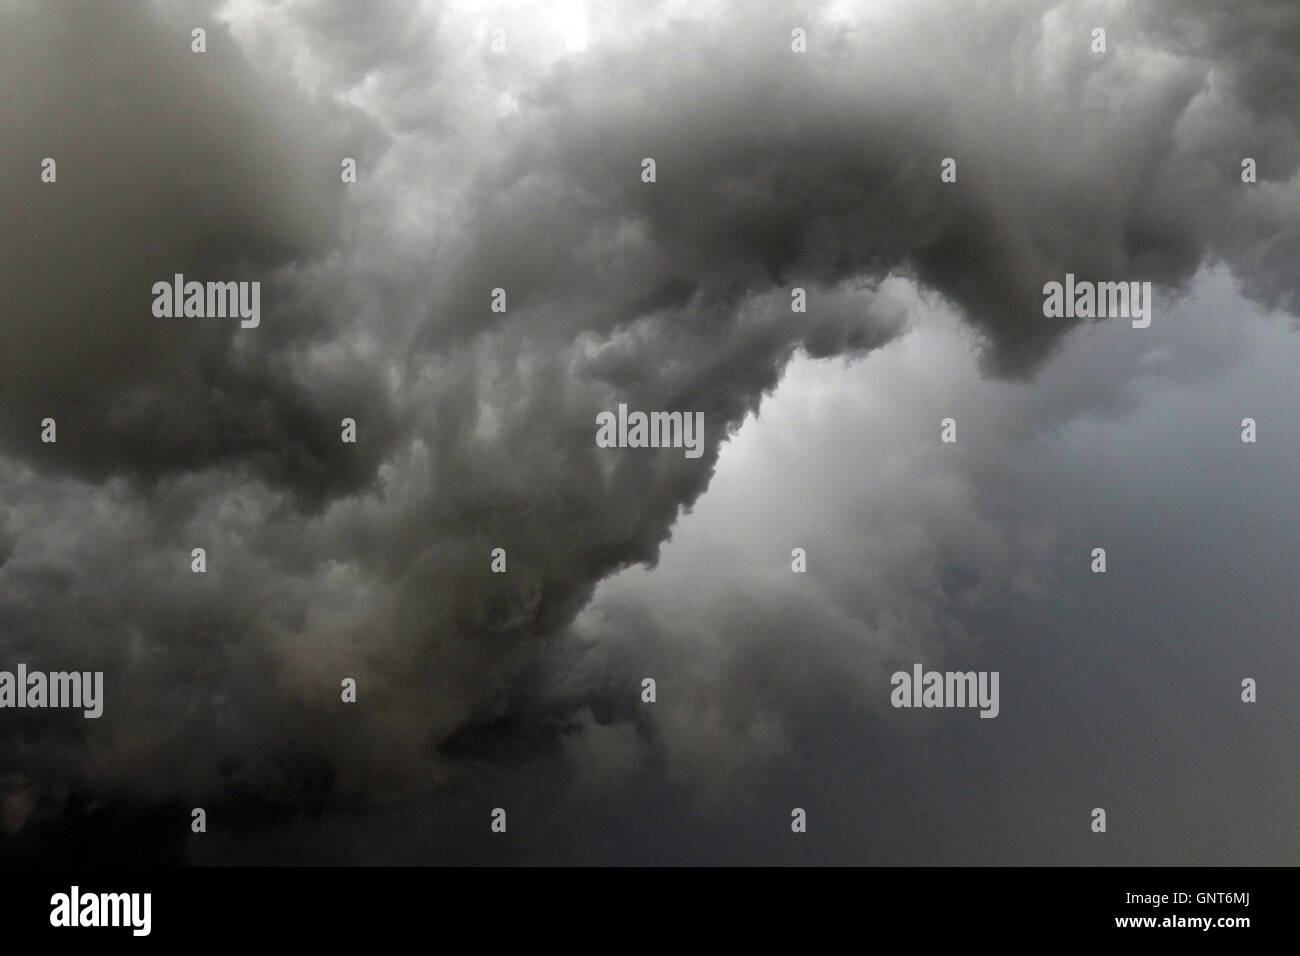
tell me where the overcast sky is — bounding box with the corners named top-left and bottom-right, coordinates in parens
top-left (1, 0), bottom-right (1297, 864)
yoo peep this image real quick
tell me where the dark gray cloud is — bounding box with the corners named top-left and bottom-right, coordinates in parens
top-left (0, 0), bottom-right (395, 501)
top-left (0, 0), bottom-right (1297, 863)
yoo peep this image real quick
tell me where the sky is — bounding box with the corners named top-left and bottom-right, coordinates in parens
top-left (0, 0), bottom-right (1297, 865)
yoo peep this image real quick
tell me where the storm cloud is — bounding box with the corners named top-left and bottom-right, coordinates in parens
top-left (0, 0), bottom-right (1297, 863)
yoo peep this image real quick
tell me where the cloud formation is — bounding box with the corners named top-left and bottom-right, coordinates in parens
top-left (0, 0), bottom-right (1297, 861)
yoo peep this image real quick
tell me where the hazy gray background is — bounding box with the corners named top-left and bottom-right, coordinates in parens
top-left (0, 0), bottom-right (1296, 864)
